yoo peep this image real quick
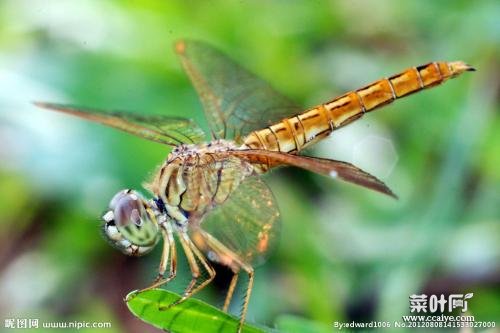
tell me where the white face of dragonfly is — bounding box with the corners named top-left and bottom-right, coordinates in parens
top-left (101, 189), bottom-right (160, 256)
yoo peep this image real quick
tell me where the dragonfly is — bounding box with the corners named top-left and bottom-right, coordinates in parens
top-left (35, 40), bottom-right (474, 332)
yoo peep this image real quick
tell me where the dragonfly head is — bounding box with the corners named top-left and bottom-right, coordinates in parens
top-left (101, 189), bottom-right (160, 256)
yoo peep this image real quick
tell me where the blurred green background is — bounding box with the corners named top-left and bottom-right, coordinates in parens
top-left (0, 1), bottom-right (499, 332)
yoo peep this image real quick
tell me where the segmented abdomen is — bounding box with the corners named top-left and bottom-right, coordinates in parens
top-left (243, 61), bottom-right (473, 154)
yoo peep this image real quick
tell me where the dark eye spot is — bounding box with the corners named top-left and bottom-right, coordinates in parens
top-left (115, 196), bottom-right (145, 228)
top-left (130, 209), bottom-right (142, 226)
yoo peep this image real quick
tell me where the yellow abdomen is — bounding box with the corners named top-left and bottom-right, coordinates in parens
top-left (243, 61), bottom-right (474, 153)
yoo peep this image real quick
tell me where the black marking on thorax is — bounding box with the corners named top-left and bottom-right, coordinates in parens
top-left (154, 197), bottom-right (166, 214)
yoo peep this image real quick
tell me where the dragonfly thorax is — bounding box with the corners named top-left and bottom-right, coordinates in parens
top-left (145, 139), bottom-right (254, 225)
top-left (169, 139), bottom-right (239, 159)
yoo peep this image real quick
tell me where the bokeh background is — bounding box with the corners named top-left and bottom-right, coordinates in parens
top-left (0, 1), bottom-right (499, 332)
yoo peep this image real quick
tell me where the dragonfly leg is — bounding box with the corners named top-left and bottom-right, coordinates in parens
top-left (239, 264), bottom-right (254, 333)
top-left (155, 223), bottom-right (177, 284)
top-left (129, 223), bottom-right (177, 299)
top-left (161, 231), bottom-right (215, 309)
top-left (194, 229), bottom-right (254, 333)
top-left (222, 273), bottom-right (239, 312)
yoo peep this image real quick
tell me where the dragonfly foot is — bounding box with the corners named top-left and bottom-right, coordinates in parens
top-left (153, 273), bottom-right (165, 283)
top-left (124, 289), bottom-right (140, 302)
top-left (158, 295), bottom-right (188, 311)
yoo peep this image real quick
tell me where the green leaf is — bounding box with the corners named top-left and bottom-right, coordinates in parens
top-left (126, 289), bottom-right (269, 333)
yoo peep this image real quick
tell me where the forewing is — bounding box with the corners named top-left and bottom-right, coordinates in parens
top-left (226, 150), bottom-right (397, 198)
top-left (198, 175), bottom-right (281, 266)
top-left (175, 40), bottom-right (301, 141)
top-left (35, 102), bottom-right (206, 146)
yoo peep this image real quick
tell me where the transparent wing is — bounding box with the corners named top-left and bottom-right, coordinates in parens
top-left (175, 40), bottom-right (301, 141)
top-left (178, 155), bottom-right (253, 214)
top-left (226, 149), bottom-right (397, 198)
top-left (35, 102), bottom-right (206, 146)
top-left (197, 175), bottom-right (281, 266)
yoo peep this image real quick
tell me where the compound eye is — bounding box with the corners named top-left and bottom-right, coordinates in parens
top-left (114, 194), bottom-right (145, 228)
top-left (109, 190), bottom-right (131, 211)
top-left (105, 190), bottom-right (159, 251)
